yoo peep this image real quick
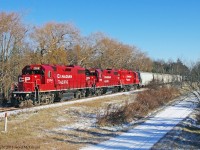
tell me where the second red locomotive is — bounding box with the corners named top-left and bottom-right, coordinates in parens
top-left (11, 64), bottom-right (141, 107)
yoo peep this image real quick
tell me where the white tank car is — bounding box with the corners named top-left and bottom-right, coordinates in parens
top-left (140, 72), bottom-right (182, 86)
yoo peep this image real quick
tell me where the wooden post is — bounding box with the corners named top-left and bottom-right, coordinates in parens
top-left (4, 112), bottom-right (7, 132)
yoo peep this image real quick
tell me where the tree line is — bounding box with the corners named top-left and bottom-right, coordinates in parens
top-left (0, 12), bottom-right (198, 98)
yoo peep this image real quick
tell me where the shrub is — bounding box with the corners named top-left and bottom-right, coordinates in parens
top-left (97, 86), bottom-right (180, 126)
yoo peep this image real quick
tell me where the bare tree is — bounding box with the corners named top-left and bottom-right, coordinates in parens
top-left (91, 37), bottom-right (152, 71)
top-left (0, 12), bottom-right (29, 98)
top-left (30, 22), bottom-right (80, 64)
top-left (131, 49), bottom-right (153, 71)
top-left (66, 32), bottom-right (105, 67)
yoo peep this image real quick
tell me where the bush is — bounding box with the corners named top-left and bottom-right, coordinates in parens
top-left (97, 86), bottom-right (180, 126)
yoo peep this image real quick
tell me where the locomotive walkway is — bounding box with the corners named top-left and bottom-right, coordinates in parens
top-left (81, 93), bottom-right (199, 150)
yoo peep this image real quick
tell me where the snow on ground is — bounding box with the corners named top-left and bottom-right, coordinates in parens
top-left (56, 107), bottom-right (97, 131)
top-left (152, 106), bottom-right (200, 149)
top-left (81, 94), bottom-right (199, 150)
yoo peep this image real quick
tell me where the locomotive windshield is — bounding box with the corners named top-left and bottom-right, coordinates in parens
top-left (22, 66), bottom-right (44, 75)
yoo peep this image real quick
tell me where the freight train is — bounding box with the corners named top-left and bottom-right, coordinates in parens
top-left (10, 64), bottom-right (140, 107)
top-left (10, 64), bottom-right (182, 107)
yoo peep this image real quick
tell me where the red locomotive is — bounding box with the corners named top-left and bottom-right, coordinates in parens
top-left (11, 64), bottom-right (141, 107)
top-left (118, 69), bottom-right (140, 91)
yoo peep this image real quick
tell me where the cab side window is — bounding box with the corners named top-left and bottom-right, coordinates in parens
top-left (48, 71), bottom-right (51, 78)
top-left (41, 70), bottom-right (45, 75)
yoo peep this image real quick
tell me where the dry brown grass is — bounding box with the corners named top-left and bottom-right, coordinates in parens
top-left (0, 94), bottom-right (134, 150)
top-left (97, 86), bottom-right (180, 126)
top-left (69, 95), bottom-right (131, 108)
top-left (0, 107), bottom-right (71, 149)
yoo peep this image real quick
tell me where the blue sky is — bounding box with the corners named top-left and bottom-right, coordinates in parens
top-left (1, 0), bottom-right (200, 63)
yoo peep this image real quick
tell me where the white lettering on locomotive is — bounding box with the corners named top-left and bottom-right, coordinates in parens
top-left (47, 79), bottom-right (53, 83)
top-left (104, 80), bottom-right (109, 83)
top-left (19, 77), bottom-right (30, 82)
top-left (58, 80), bottom-right (68, 84)
top-left (126, 75), bottom-right (132, 78)
top-left (104, 76), bottom-right (111, 79)
top-left (126, 79), bottom-right (131, 81)
top-left (19, 77), bottom-right (23, 82)
top-left (57, 74), bottom-right (72, 79)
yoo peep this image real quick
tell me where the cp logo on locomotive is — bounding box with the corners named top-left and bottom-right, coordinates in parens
top-left (19, 77), bottom-right (30, 82)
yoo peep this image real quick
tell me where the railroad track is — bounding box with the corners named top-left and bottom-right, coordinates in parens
top-left (0, 107), bottom-right (18, 113)
top-left (0, 89), bottom-right (145, 118)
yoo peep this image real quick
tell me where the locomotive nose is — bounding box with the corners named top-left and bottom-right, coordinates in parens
top-left (18, 75), bottom-right (41, 92)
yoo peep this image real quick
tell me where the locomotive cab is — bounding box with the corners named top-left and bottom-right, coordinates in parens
top-left (18, 65), bottom-right (44, 92)
top-left (88, 69), bottom-right (104, 87)
top-left (12, 64), bottom-right (56, 107)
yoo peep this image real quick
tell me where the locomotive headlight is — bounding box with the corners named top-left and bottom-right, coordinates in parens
top-left (26, 94), bottom-right (30, 97)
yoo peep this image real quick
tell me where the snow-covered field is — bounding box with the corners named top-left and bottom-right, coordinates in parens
top-left (81, 94), bottom-right (199, 150)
